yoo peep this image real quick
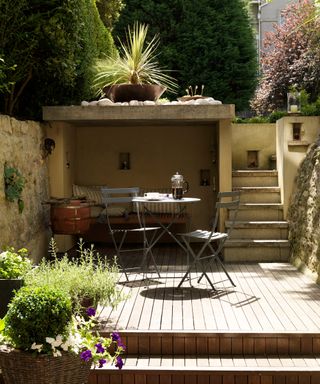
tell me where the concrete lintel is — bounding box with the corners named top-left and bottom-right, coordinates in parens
top-left (42, 104), bottom-right (235, 124)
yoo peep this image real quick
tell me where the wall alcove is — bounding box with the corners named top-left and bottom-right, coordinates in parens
top-left (43, 104), bottom-right (235, 250)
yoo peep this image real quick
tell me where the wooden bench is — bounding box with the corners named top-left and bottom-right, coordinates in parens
top-left (83, 212), bottom-right (189, 243)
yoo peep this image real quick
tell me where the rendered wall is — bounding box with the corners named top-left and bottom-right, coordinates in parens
top-left (74, 123), bottom-right (219, 230)
top-left (232, 123), bottom-right (276, 170)
top-left (277, 116), bottom-right (320, 218)
top-left (0, 115), bottom-right (50, 262)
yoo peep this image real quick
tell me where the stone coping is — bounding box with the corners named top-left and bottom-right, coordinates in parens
top-left (42, 104), bottom-right (235, 124)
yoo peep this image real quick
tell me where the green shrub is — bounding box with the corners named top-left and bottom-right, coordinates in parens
top-left (25, 239), bottom-right (123, 314)
top-left (0, 247), bottom-right (31, 279)
top-left (4, 286), bottom-right (72, 351)
top-left (0, 0), bottom-right (117, 119)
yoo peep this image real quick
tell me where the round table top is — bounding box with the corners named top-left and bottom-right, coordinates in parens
top-left (133, 196), bottom-right (200, 203)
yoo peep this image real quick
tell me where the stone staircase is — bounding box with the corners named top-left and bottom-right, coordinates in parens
top-left (224, 170), bottom-right (290, 262)
top-left (89, 330), bottom-right (320, 383)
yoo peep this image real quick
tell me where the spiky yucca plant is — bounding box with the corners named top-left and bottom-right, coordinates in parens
top-left (93, 22), bottom-right (177, 97)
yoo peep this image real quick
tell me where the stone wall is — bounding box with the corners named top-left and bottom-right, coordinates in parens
top-left (0, 115), bottom-right (50, 262)
top-left (288, 136), bottom-right (320, 283)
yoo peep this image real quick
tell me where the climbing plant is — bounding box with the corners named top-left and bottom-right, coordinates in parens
top-left (4, 163), bottom-right (25, 213)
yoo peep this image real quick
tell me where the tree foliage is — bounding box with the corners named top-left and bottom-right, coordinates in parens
top-left (114, 0), bottom-right (257, 111)
top-left (251, 0), bottom-right (320, 115)
top-left (0, 0), bottom-right (116, 119)
top-left (96, 0), bottom-right (125, 29)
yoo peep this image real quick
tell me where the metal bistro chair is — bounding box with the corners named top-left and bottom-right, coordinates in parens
top-left (177, 191), bottom-right (240, 290)
top-left (101, 187), bottom-right (161, 281)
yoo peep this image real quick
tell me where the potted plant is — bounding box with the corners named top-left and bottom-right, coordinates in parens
top-left (0, 246), bottom-right (32, 318)
top-left (0, 286), bottom-right (125, 384)
top-left (24, 239), bottom-right (124, 315)
top-left (93, 22), bottom-right (177, 102)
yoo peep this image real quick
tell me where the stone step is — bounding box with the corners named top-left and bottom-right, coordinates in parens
top-left (229, 203), bottom-right (284, 221)
top-left (233, 187), bottom-right (281, 203)
top-left (99, 330), bottom-right (320, 357)
top-left (226, 220), bottom-right (288, 240)
top-left (233, 170), bottom-right (278, 187)
top-left (224, 239), bottom-right (290, 262)
top-left (89, 355), bottom-right (320, 384)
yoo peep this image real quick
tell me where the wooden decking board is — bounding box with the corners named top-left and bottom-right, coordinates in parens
top-left (258, 264), bottom-right (320, 330)
top-left (98, 246), bottom-right (320, 333)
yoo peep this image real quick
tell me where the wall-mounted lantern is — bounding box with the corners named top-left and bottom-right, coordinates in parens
top-left (287, 91), bottom-right (301, 114)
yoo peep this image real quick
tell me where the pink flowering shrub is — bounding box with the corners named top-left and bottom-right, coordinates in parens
top-left (251, 0), bottom-right (320, 114)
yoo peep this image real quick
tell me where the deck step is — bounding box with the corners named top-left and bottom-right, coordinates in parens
top-left (226, 220), bottom-right (288, 240)
top-left (99, 330), bottom-right (320, 356)
top-left (224, 239), bottom-right (290, 262)
top-left (89, 355), bottom-right (320, 383)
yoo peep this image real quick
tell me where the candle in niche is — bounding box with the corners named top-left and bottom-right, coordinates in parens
top-left (290, 104), bottom-right (298, 113)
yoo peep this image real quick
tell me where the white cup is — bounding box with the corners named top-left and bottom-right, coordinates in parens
top-left (144, 192), bottom-right (160, 199)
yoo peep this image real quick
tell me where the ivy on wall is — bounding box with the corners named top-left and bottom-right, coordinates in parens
top-left (4, 163), bottom-right (25, 213)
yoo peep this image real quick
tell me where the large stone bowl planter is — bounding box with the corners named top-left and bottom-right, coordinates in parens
top-left (0, 279), bottom-right (23, 318)
top-left (0, 347), bottom-right (91, 384)
top-left (103, 84), bottom-right (166, 102)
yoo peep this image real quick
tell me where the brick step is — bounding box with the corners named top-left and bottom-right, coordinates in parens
top-left (224, 239), bottom-right (290, 262)
top-left (229, 203), bottom-right (284, 221)
top-left (233, 187), bottom-right (281, 203)
top-left (233, 170), bottom-right (278, 188)
top-left (225, 220), bottom-right (288, 240)
top-left (99, 330), bottom-right (320, 356)
top-left (89, 355), bottom-right (320, 384)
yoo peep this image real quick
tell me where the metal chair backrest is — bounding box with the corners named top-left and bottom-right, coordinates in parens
top-left (101, 187), bottom-right (141, 231)
top-left (101, 187), bottom-right (140, 205)
top-left (211, 191), bottom-right (241, 235)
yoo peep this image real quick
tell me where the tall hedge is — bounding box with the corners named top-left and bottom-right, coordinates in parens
top-left (0, 0), bottom-right (116, 120)
top-left (114, 0), bottom-right (257, 111)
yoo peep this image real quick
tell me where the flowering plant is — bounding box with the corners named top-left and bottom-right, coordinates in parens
top-left (31, 307), bottom-right (125, 369)
top-left (0, 247), bottom-right (32, 279)
top-left (0, 287), bottom-right (124, 370)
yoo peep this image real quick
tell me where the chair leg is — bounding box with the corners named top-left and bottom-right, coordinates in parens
top-left (197, 248), bottom-right (236, 287)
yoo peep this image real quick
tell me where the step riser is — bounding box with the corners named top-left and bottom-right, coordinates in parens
top-left (89, 371), bottom-right (320, 384)
top-left (100, 332), bottom-right (320, 356)
top-left (237, 192), bottom-right (281, 203)
top-left (233, 176), bottom-right (278, 187)
top-left (224, 246), bottom-right (290, 262)
top-left (229, 228), bottom-right (288, 240)
top-left (230, 209), bottom-right (284, 221)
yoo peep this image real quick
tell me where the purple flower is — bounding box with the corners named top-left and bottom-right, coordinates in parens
top-left (115, 356), bottom-right (124, 370)
top-left (86, 307), bottom-right (96, 317)
top-left (111, 332), bottom-right (120, 342)
top-left (98, 358), bottom-right (107, 368)
top-left (112, 331), bottom-right (126, 350)
top-left (80, 349), bottom-right (92, 362)
top-left (95, 343), bottom-right (105, 354)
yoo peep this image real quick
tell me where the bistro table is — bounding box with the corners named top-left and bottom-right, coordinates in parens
top-left (133, 195), bottom-right (201, 274)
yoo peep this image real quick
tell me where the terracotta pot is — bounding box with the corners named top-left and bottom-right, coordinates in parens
top-left (50, 204), bottom-right (91, 235)
top-left (103, 83), bottom-right (166, 102)
top-left (0, 279), bottom-right (24, 318)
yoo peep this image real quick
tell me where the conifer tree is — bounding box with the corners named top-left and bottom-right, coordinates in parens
top-left (114, 0), bottom-right (257, 111)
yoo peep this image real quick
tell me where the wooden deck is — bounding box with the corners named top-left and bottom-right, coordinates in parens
top-left (99, 245), bottom-right (320, 333)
